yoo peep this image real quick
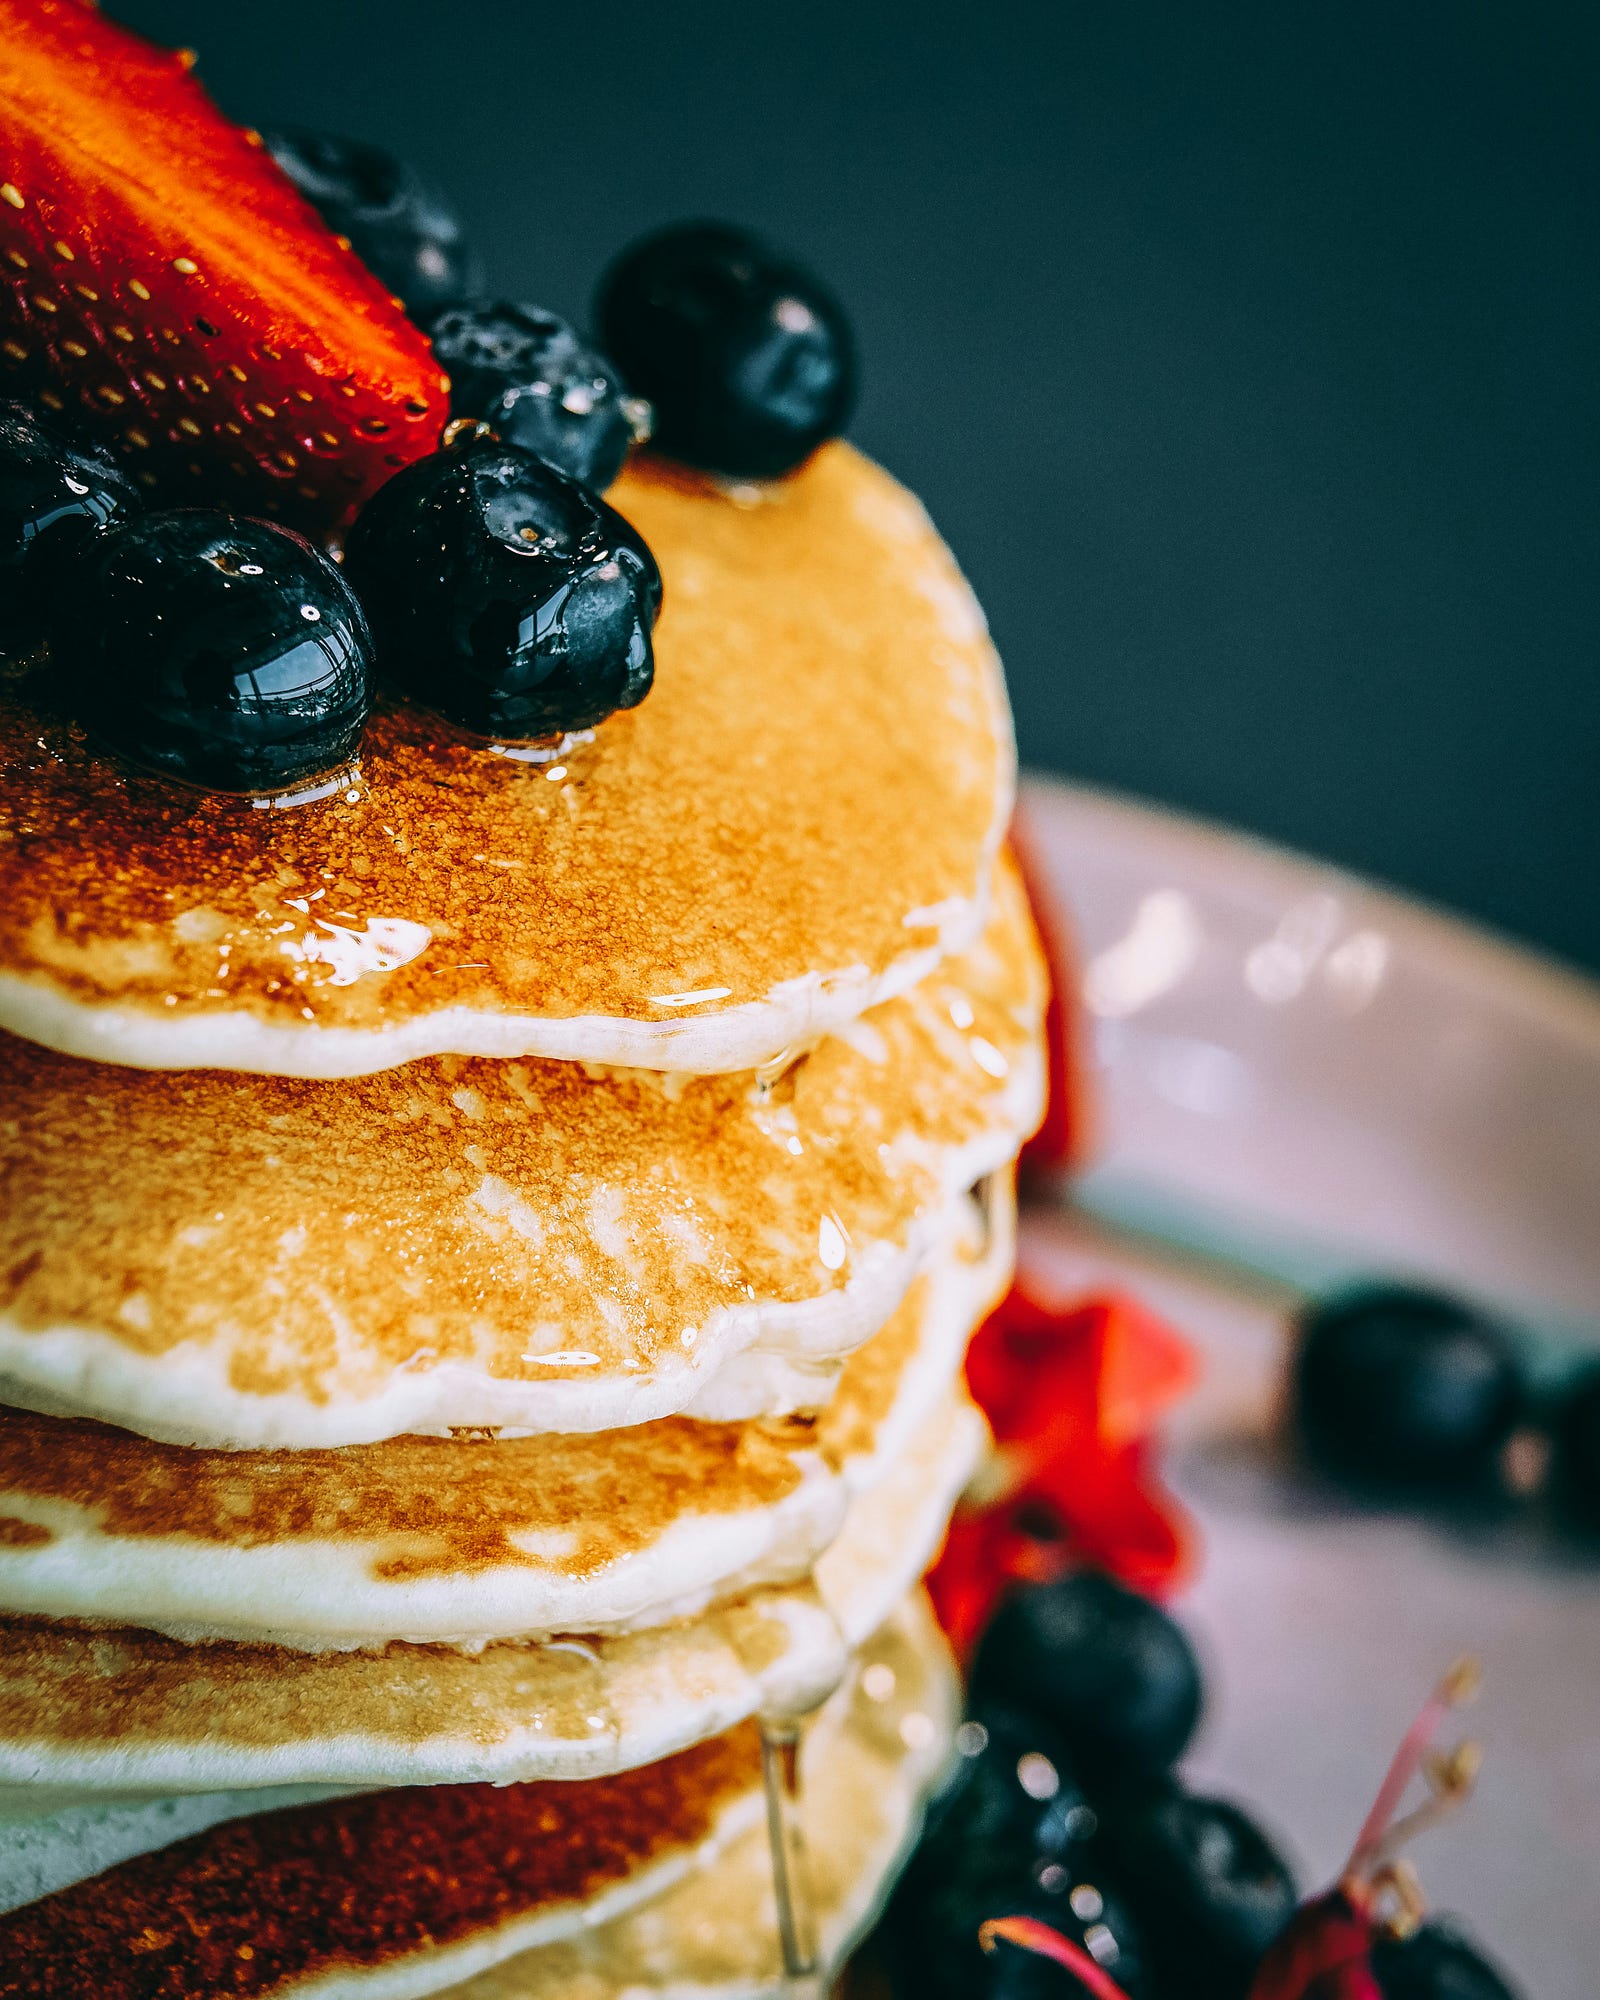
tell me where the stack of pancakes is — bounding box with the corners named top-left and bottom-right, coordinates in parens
top-left (0, 444), bottom-right (1046, 1997)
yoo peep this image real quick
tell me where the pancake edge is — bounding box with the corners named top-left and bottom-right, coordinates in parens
top-left (0, 1194), bottom-right (1010, 1649)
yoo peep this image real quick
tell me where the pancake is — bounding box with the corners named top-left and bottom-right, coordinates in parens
top-left (0, 1786), bottom-right (356, 1915)
top-left (0, 1594), bottom-right (955, 2000)
top-left (681, 1164), bottom-right (1013, 1425)
top-left (0, 856), bottom-right (1042, 1449)
top-left (442, 1591), bottom-right (957, 2000)
top-left (0, 1727), bottom-right (765, 2000)
top-left (0, 1374), bottom-right (982, 1807)
top-left (817, 1375), bottom-right (986, 1650)
top-left (0, 444), bottom-right (1013, 1081)
top-left (0, 1589), bottom-right (844, 1813)
top-left (0, 1199), bottom-right (1010, 1649)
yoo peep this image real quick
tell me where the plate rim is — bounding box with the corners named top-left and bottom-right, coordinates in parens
top-left (1019, 773), bottom-right (1600, 1053)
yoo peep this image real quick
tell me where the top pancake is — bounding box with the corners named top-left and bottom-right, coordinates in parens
top-left (0, 444), bottom-right (1013, 1078)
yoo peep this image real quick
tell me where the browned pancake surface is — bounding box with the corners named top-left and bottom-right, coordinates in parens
top-left (0, 1605), bottom-right (794, 1757)
top-left (0, 862), bottom-right (1040, 1426)
top-left (0, 1406), bottom-right (813, 1583)
top-left (0, 445), bottom-right (1005, 1047)
top-left (0, 1726), bottom-right (755, 2000)
top-left (0, 1267), bottom-right (937, 1583)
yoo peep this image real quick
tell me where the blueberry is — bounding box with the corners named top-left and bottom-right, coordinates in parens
top-left (595, 222), bottom-right (856, 479)
top-left (1101, 1788), bottom-right (1298, 1999)
top-left (883, 1695), bottom-right (1150, 1999)
top-left (1371, 1919), bottom-right (1521, 1999)
top-left (50, 511), bottom-right (372, 795)
top-left (885, 1856), bottom-right (1149, 2000)
top-left (343, 436), bottom-right (658, 741)
top-left (1551, 1364), bottom-right (1600, 1532)
top-left (427, 303), bottom-right (647, 492)
top-left (264, 127), bottom-right (482, 318)
top-left (969, 1572), bottom-right (1203, 1794)
top-left (1293, 1287), bottom-right (1523, 1492)
top-left (922, 1701), bottom-right (1098, 1873)
top-left (886, 1828), bottom-right (1148, 1999)
top-left (0, 402), bottom-right (141, 656)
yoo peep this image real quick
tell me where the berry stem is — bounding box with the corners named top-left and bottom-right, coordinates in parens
top-left (978, 1917), bottom-right (1133, 2000)
top-left (1343, 1655), bottom-right (1481, 1888)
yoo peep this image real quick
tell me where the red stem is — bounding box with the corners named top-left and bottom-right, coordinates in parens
top-left (1344, 1660), bottom-right (1475, 1881)
top-left (979, 1916), bottom-right (1133, 2000)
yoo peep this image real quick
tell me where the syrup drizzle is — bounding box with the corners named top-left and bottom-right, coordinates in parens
top-left (759, 1710), bottom-right (821, 1990)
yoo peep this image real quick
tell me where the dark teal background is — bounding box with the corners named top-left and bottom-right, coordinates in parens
top-left (120, 0), bottom-right (1600, 972)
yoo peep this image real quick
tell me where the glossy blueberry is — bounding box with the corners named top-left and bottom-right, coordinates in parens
top-left (1293, 1287), bottom-right (1523, 1491)
top-left (974, 1882), bottom-right (1148, 2000)
top-left (922, 1701), bottom-right (1098, 1869)
top-left (885, 1850), bottom-right (1149, 2000)
top-left (342, 437), bottom-right (658, 741)
top-left (0, 402), bottom-right (141, 656)
top-left (264, 127), bottom-right (482, 317)
top-left (1551, 1364), bottom-right (1600, 1532)
top-left (1371, 1919), bottom-right (1521, 1999)
top-left (1101, 1788), bottom-right (1298, 1999)
top-left (883, 1699), bottom-right (1148, 1998)
top-left (50, 510), bottom-right (372, 794)
top-left (427, 303), bottom-right (646, 491)
top-left (970, 1572), bottom-right (1203, 1793)
top-left (595, 221), bottom-right (856, 479)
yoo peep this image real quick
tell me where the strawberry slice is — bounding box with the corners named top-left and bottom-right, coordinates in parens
top-left (0, 0), bottom-right (449, 533)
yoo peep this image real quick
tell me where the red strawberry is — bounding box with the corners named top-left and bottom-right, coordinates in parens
top-left (0, 0), bottom-right (449, 533)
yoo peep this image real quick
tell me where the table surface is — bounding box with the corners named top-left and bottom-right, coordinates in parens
top-left (1020, 1206), bottom-right (1600, 2000)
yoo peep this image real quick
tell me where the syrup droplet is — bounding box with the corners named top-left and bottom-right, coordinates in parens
top-left (759, 1710), bottom-right (821, 1990)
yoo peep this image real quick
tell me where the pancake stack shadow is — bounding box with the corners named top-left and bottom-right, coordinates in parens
top-left (0, 444), bottom-right (1045, 1998)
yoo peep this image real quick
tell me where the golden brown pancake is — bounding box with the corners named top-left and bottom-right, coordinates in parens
top-left (0, 445), bottom-right (1013, 1079)
top-left (0, 857), bottom-right (1042, 1448)
top-left (0, 1202), bottom-right (1009, 1649)
top-left (446, 1593), bottom-right (957, 2000)
top-left (0, 1725), bottom-right (762, 2000)
top-left (0, 1595), bottom-right (956, 2000)
top-left (0, 1590), bottom-right (843, 1808)
top-left (0, 1374), bottom-right (982, 1806)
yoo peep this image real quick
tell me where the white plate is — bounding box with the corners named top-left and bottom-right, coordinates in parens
top-left (1015, 777), bottom-right (1600, 2000)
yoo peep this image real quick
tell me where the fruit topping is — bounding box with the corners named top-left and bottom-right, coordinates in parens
top-left (50, 509), bottom-right (372, 795)
top-left (1550, 1362), bottom-right (1600, 1533)
top-left (263, 127), bottom-right (483, 321)
top-left (343, 433), bottom-right (658, 741)
top-left (884, 1701), bottom-right (1149, 1997)
top-left (0, 398), bottom-right (139, 655)
top-left (925, 1698), bottom-right (1094, 1864)
top-left (0, 0), bottom-right (448, 534)
top-left (1101, 1790), bottom-right (1299, 2000)
top-left (1248, 1657), bottom-right (1491, 2000)
top-left (427, 302), bottom-right (649, 492)
top-left (978, 1917), bottom-right (1138, 1999)
top-left (1369, 1920), bottom-right (1519, 2000)
top-left (595, 222), bottom-right (856, 479)
top-left (1293, 1288), bottom-right (1523, 1493)
top-left (969, 1571), bottom-right (1203, 1793)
